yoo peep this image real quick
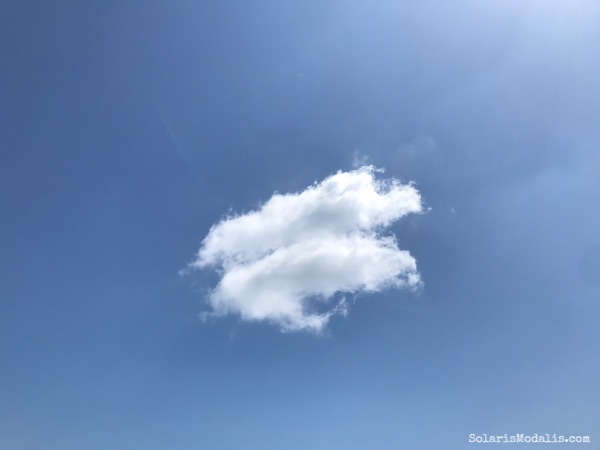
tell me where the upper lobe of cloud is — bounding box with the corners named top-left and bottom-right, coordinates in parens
top-left (189, 166), bottom-right (423, 332)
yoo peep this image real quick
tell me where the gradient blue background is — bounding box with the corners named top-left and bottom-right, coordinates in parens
top-left (1, 1), bottom-right (599, 448)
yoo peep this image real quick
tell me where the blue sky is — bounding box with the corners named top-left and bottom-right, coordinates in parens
top-left (1, 1), bottom-right (599, 448)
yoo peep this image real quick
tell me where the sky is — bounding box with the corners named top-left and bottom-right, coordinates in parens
top-left (1, 1), bottom-right (599, 449)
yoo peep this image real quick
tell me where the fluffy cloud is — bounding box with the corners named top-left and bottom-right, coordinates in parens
top-left (189, 166), bottom-right (424, 332)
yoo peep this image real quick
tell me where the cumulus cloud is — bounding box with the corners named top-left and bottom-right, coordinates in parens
top-left (188, 166), bottom-right (424, 332)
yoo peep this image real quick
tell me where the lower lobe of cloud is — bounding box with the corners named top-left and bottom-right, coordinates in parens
top-left (189, 166), bottom-right (423, 332)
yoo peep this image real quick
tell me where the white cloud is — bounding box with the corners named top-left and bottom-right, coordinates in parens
top-left (188, 166), bottom-right (424, 332)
